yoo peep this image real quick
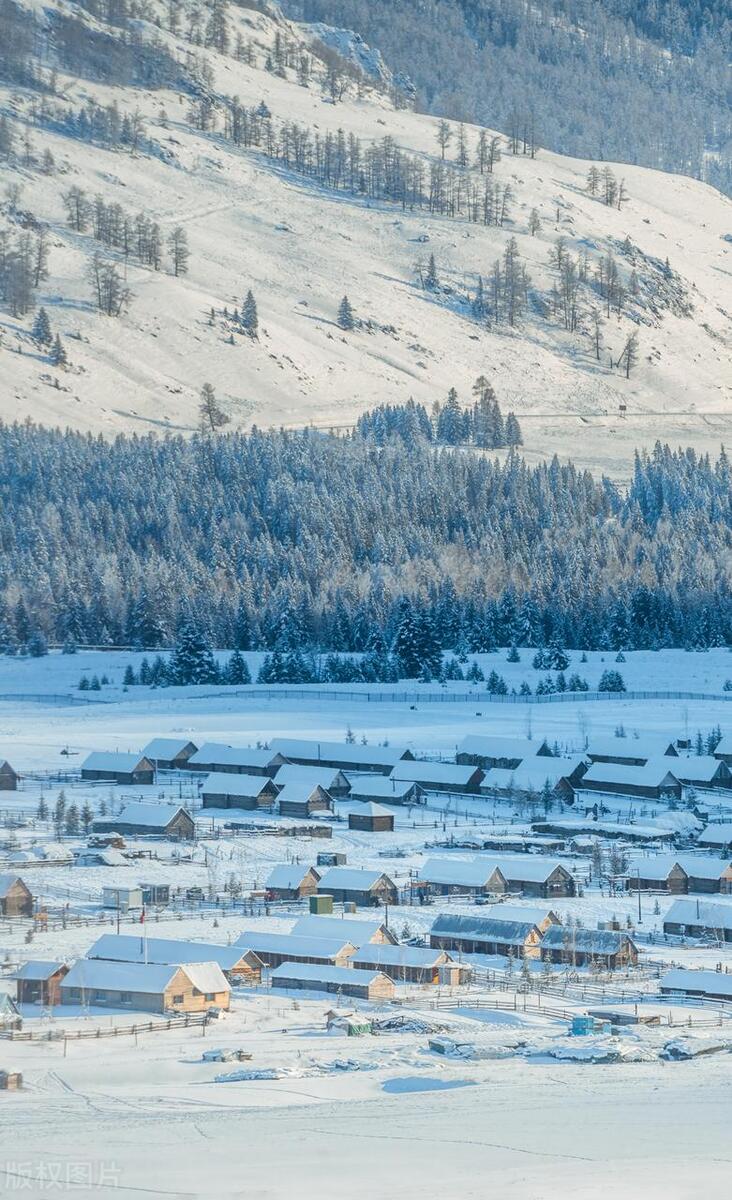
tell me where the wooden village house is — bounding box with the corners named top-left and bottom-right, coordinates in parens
top-left (87, 934), bottom-right (263, 983)
top-left (348, 802), bottom-right (395, 833)
top-left (235, 931), bottom-right (357, 969)
top-left (13, 961), bottom-right (69, 1006)
top-left (185, 744), bottom-right (287, 776)
top-left (270, 738), bottom-right (414, 775)
top-left (0, 874), bottom-right (33, 917)
top-left (81, 752), bottom-right (155, 785)
top-left (60, 959), bottom-right (231, 1013)
top-left (316, 866), bottom-right (398, 907)
top-left (141, 738), bottom-right (199, 770)
top-left (456, 734), bottom-right (552, 770)
top-left (389, 760), bottom-right (484, 794)
top-left (265, 865), bottom-right (321, 901)
top-left (0, 760), bottom-right (19, 791)
top-left (270, 961), bottom-right (396, 1001)
top-left (277, 782), bottom-right (334, 818)
top-left (290, 914), bottom-right (398, 946)
top-left (200, 772), bottom-right (278, 810)
top-left (93, 803), bottom-right (195, 840)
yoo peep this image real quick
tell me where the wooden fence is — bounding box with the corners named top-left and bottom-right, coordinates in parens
top-left (0, 1013), bottom-right (209, 1041)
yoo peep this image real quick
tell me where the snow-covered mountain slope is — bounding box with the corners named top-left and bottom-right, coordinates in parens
top-left (0, 1), bottom-right (731, 474)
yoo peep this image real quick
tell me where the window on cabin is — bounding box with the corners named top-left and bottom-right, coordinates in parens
top-left (172, 994), bottom-right (184, 1005)
top-left (205, 993), bottom-right (215, 1001)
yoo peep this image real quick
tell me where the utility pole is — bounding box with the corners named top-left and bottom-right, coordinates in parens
top-left (637, 869), bottom-right (642, 925)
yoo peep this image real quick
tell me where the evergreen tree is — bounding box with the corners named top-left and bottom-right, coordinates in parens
top-left (225, 648), bottom-right (251, 684)
top-left (32, 306), bottom-right (52, 345)
top-left (81, 801), bottom-right (93, 834)
top-left (241, 290), bottom-right (258, 338)
top-left (425, 253), bottom-right (439, 290)
top-left (337, 295), bottom-right (355, 330)
top-left (171, 620), bottom-right (217, 684)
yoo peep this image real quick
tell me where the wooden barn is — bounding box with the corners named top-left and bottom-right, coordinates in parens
top-left (488, 856), bottom-right (576, 898)
top-left (578, 762), bottom-right (682, 803)
top-left (186, 744), bottom-right (287, 776)
top-left (699, 824), bottom-right (732, 851)
top-left (200, 772), bottom-right (278, 810)
top-left (273, 764), bottom-right (351, 798)
top-left (81, 752), bottom-right (154, 785)
top-left (277, 782), bottom-right (333, 819)
top-left (713, 735), bottom-right (732, 766)
top-left (663, 899), bottom-right (732, 943)
top-left (347, 777), bottom-right (423, 806)
top-left (585, 736), bottom-right (678, 767)
top-left (479, 757), bottom-right (587, 804)
top-left (389, 761), bottom-right (484, 795)
top-left (660, 967), bottom-right (732, 1002)
top-left (0, 874), bottom-right (33, 917)
top-left (291, 914), bottom-right (398, 946)
top-left (418, 858), bottom-right (507, 897)
top-left (0, 760), bottom-right (18, 791)
top-left (348, 802), bottom-right (395, 833)
top-left (235, 930), bottom-right (356, 969)
top-left (540, 926), bottom-right (638, 968)
top-left (93, 803), bottom-right (195, 841)
top-left (13, 960), bottom-right (69, 1006)
top-left (456, 735), bottom-right (552, 770)
top-left (486, 902), bottom-right (561, 934)
top-left (60, 959), bottom-right (231, 1013)
top-left (270, 738), bottom-right (414, 775)
top-left (669, 756), bottom-right (732, 790)
top-left (265, 864), bottom-right (321, 900)
top-left (87, 933), bottom-right (262, 983)
top-left (141, 738), bottom-right (198, 770)
top-left (629, 856), bottom-right (731, 894)
top-left (316, 866), bottom-right (398, 907)
top-left (430, 912), bottom-right (543, 959)
top-left (270, 961), bottom-right (396, 1001)
top-left (350, 943), bottom-right (462, 984)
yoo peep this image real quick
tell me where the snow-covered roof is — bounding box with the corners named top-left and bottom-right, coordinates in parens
top-left (200, 772), bottom-right (273, 797)
top-left (418, 858), bottom-right (504, 888)
top-left (586, 735), bottom-right (677, 761)
top-left (482, 757), bottom-right (584, 791)
top-left (347, 777), bottom-right (418, 801)
top-left (485, 855), bottom-right (572, 883)
top-left (582, 761), bottom-right (681, 788)
top-left (62, 959), bottom-right (229, 995)
top-left (632, 855), bottom-right (684, 880)
top-left (13, 960), bottom-right (66, 981)
top-left (235, 931), bottom-right (355, 958)
top-left (271, 738), bottom-right (410, 768)
top-left (82, 751), bottom-right (151, 772)
top-left (76, 848), bottom-right (127, 866)
top-left (113, 803), bottom-right (190, 828)
top-left (713, 735), bottom-right (732, 758)
top-left (540, 926), bottom-right (635, 953)
top-left (0, 873), bottom-right (27, 897)
top-left (87, 934), bottom-right (249, 972)
top-left (665, 755), bottom-right (729, 783)
top-left (677, 855), bottom-right (732, 880)
top-left (660, 968), bottom-right (732, 998)
top-left (635, 854), bottom-right (731, 882)
top-left (457, 735), bottom-right (548, 760)
top-left (290, 915), bottom-right (393, 945)
top-left (350, 802), bottom-right (394, 818)
top-left (430, 913), bottom-right (539, 946)
top-left (265, 864), bottom-right (319, 890)
top-left (276, 782), bottom-right (331, 804)
top-left (485, 902), bottom-right (560, 927)
top-left (699, 824), bottom-right (732, 847)
top-left (317, 866), bottom-right (391, 891)
top-left (390, 761), bottom-right (480, 786)
top-left (270, 961), bottom-right (386, 986)
top-left (350, 944), bottom-right (448, 968)
top-left (273, 764), bottom-right (350, 790)
top-left (142, 738), bottom-right (196, 760)
top-left (664, 899), bottom-right (732, 931)
top-left (189, 744), bottom-right (282, 769)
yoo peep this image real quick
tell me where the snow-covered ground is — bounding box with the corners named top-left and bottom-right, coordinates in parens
top-left (1, 3), bottom-right (731, 475)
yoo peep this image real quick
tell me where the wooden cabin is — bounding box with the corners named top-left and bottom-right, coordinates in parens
top-left (348, 803), bottom-right (395, 833)
top-left (663, 899), bottom-right (732, 943)
top-left (14, 961), bottom-right (69, 1006)
top-left (629, 856), bottom-right (731, 894)
top-left (0, 760), bottom-right (18, 791)
top-left (81, 752), bottom-right (154, 785)
top-left (480, 757), bottom-right (587, 804)
top-left (316, 866), bottom-right (398, 907)
top-left (235, 931), bottom-right (356, 969)
top-left (93, 803), bottom-right (195, 840)
top-left (200, 772), bottom-right (278, 810)
top-left (578, 762), bottom-right (682, 802)
top-left (277, 782), bottom-right (334, 819)
top-left (347, 778), bottom-right (423, 807)
top-left (540, 927), bottom-right (638, 969)
top-left (87, 933), bottom-right (262, 983)
top-left (698, 824), bottom-right (732, 851)
top-left (350, 944), bottom-right (460, 984)
top-left (265, 864), bottom-right (321, 900)
top-left (418, 858), bottom-right (507, 897)
top-left (141, 738), bottom-right (198, 770)
top-left (389, 761), bottom-right (484, 794)
top-left (186, 744), bottom-right (287, 776)
top-left (713, 735), bottom-right (732, 766)
top-left (0, 874), bottom-right (33, 917)
top-left (429, 912), bottom-right (543, 959)
top-left (488, 856), bottom-right (576, 898)
top-left (270, 738), bottom-right (414, 775)
top-left (273, 764), bottom-right (351, 797)
top-left (670, 757), bottom-right (732, 790)
top-left (271, 961), bottom-right (396, 1001)
top-left (660, 967), bottom-right (732, 1001)
top-left (457, 735), bottom-right (551, 770)
top-left (291, 914), bottom-right (398, 946)
top-left (60, 960), bottom-right (231, 1013)
top-left (585, 736), bottom-right (678, 767)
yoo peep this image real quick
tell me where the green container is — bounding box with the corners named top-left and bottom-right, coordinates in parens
top-left (310, 893), bottom-right (333, 915)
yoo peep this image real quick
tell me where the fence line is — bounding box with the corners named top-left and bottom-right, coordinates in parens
top-left (0, 1013), bottom-right (209, 1041)
top-left (210, 687), bottom-right (732, 706)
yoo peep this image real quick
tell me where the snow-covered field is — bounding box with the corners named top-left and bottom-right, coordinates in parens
top-left (1, 651), bottom-right (732, 1196)
top-left (1, 3), bottom-right (731, 475)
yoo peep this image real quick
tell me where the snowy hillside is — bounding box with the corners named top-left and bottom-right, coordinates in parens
top-left (1, 0), bottom-right (731, 472)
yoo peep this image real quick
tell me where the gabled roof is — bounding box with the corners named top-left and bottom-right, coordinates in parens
top-left (200, 772), bottom-right (274, 797)
top-left (418, 858), bottom-right (504, 888)
top-left (665, 755), bottom-right (729, 783)
top-left (0, 873), bottom-right (28, 897)
top-left (82, 751), bottom-right (152, 772)
top-left (317, 866), bottom-right (392, 891)
top-left (234, 931), bottom-right (355, 959)
top-left (87, 934), bottom-right (250, 972)
top-left (13, 960), bottom-right (66, 981)
top-left (273, 764), bottom-right (350, 790)
top-left (457, 735), bottom-right (549, 760)
top-left (189, 744), bottom-right (282, 769)
top-left (390, 761), bottom-right (481, 786)
top-left (713, 734), bottom-right (732, 758)
top-left (291, 915), bottom-right (396, 945)
top-left (582, 761), bottom-right (681, 788)
top-left (677, 855), bottom-right (732, 880)
top-left (485, 902), bottom-right (560, 926)
top-left (110, 803), bottom-right (190, 829)
top-left (540, 926), bottom-right (635, 953)
top-left (265, 864), bottom-right (320, 890)
top-left (350, 944), bottom-right (449, 968)
top-left (61, 958), bottom-right (229, 995)
top-left (347, 778), bottom-right (418, 801)
top-left (664, 899), bottom-right (732, 931)
top-left (660, 968), bottom-right (732, 998)
top-left (482, 757), bottom-right (585, 791)
top-left (142, 738), bottom-right (197, 760)
top-left (270, 961), bottom-right (387, 986)
top-left (430, 912), bottom-right (539, 946)
top-left (586, 735), bottom-right (678, 761)
top-left (270, 738), bottom-right (411, 768)
top-left (276, 782), bottom-right (331, 804)
top-left (486, 854), bottom-right (572, 883)
top-left (699, 824), bottom-right (732, 846)
top-left (351, 801), bottom-right (394, 818)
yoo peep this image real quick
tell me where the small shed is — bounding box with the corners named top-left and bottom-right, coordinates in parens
top-left (101, 885), bottom-right (144, 913)
top-left (13, 960), bottom-right (69, 1006)
top-left (142, 738), bottom-right (198, 770)
top-left (277, 782), bottom-right (334, 819)
top-left (0, 1071), bottom-right (22, 1090)
top-left (200, 772), bottom-right (278, 810)
top-left (81, 752), bottom-right (155, 785)
top-left (0, 874), bottom-right (33, 917)
top-left (317, 852), bottom-right (347, 867)
top-left (265, 864), bottom-right (321, 901)
top-left (139, 883), bottom-right (171, 905)
top-left (271, 961), bottom-right (396, 1001)
top-left (348, 803), bottom-right (395, 833)
top-left (0, 760), bottom-right (19, 791)
top-left (316, 866), bottom-right (398, 907)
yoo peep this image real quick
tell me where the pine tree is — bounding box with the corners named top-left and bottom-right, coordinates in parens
top-left (225, 648), bottom-right (251, 684)
top-left (81, 801), bottom-right (93, 833)
top-left (36, 795), bottom-right (48, 821)
top-left (50, 335), bottom-right (67, 367)
top-left (168, 226), bottom-right (189, 276)
top-left (425, 253), bottom-right (439, 290)
top-left (199, 382), bottom-right (230, 432)
top-left (241, 290), bottom-right (258, 338)
top-left (171, 620), bottom-right (217, 684)
top-left (337, 295), bottom-right (355, 330)
top-left (65, 802), bottom-right (79, 835)
top-left (32, 306), bottom-right (52, 345)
